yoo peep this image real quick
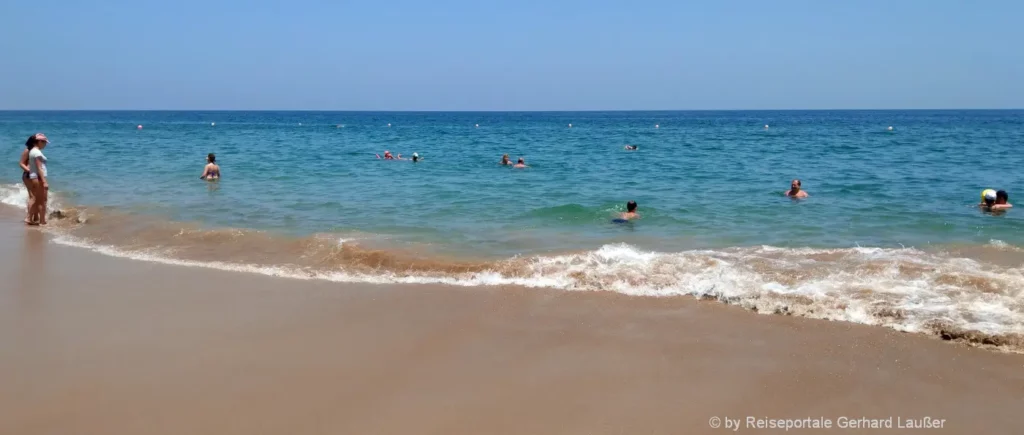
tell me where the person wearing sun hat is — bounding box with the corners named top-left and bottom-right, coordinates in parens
top-left (25, 133), bottom-right (50, 225)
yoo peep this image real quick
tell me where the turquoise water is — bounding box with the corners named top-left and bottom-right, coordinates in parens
top-left (3, 110), bottom-right (1023, 256)
top-left (4, 110), bottom-right (1024, 348)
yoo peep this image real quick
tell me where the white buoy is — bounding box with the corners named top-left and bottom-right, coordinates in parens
top-left (475, 124), bottom-right (479, 128)
top-left (137, 125), bottom-right (143, 130)
top-left (388, 123), bottom-right (391, 127)
top-left (298, 123), bottom-right (302, 126)
top-left (764, 124), bottom-right (769, 129)
top-left (211, 122), bottom-right (215, 126)
top-left (568, 123), bottom-right (572, 128)
top-left (887, 126), bottom-right (894, 131)
top-left (655, 124), bottom-right (659, 129)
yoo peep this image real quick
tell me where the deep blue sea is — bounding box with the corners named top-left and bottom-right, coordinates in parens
top-left (3, 110), bottom-right (1023, 348)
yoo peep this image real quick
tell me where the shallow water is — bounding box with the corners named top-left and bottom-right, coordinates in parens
top-left (3, 110), bottom-right (1024, 349)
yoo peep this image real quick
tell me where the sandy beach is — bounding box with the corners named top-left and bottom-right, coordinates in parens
top-left (1, 217), bottom-right (1022, 434)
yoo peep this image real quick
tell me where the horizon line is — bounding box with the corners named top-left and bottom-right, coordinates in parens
top-left (1, 108), bottom-right (1021, 112)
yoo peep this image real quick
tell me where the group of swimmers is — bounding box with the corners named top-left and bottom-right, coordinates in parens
top-left (377, 150), bottom-right (420, 162)
top-left (499, 154), bottom-right (528, 168)
top-left (980, 189), bottom-right (1013, 211)
top-left (12, 132), bottom-right (1015, 227)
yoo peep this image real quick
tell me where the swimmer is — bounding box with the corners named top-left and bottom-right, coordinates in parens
top-left (200, 153), bottom-right (220, 181)
top-left (624, 145), bottom-right (638, 150)
top-left (980, 189), bottom-right (1012, 211)
top-left (382, 151), bottom-right (395, 160)
top-left (995, 190), bottom-right (1011, 209)
top-left (994, 190), bottom-right (1012, 210)
top-left (412, 152), bottom-right (420, 162)
top-left (980, 189), bottom-right (997, 209)
top-left (785, 179), bottom-right (808, 198)
top-left (513, 157), bottom-right (527, 168)
top-left (619, 201), bottom-right (640, 221)
top-left (500, 154), bottom-right (513, 166)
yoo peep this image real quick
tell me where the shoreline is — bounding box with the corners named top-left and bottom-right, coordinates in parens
top-left (2, 217), bottom-right (1023, 434)
top-left (3, 199), bottom-right (1024, 353)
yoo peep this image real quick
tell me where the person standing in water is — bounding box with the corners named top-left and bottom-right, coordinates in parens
top-left (200, 153), bottom-right (220, 181)
top-left (500, 154), bottom-right (513, 166)
top-left (513, 157), bottom-right (528, 168)
top-left (785, 179), bottom-right (808, 198)
top-left (25, 133), bottom-right (50, 225)
top-left (18, 135), bottom-right (40, 224)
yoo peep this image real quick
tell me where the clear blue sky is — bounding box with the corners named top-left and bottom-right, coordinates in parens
top-left (3, 0), bottom-right (1022, 110)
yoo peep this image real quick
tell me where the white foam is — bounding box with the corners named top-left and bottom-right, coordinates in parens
top-left (0, 183), bottom-right (60, 210)
top-left (47, 235), bottom-right (1024, 346)
top-left (0, 183), bottom-right (28, 207)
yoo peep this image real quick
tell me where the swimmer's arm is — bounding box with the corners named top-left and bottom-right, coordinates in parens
top-left (19, 151), bottom-right (30, 172)
top-left (200, 165), bottom-right (210, 179)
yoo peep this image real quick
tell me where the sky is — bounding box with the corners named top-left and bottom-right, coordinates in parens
top-left (2, 0), bottom-right (1022, 110)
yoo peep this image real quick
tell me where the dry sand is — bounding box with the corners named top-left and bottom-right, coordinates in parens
top-left (1, 218), bottom-right (1022, 434)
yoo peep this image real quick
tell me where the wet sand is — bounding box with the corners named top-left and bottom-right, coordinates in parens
top-left (1, 218), bottom-right (1022, 435)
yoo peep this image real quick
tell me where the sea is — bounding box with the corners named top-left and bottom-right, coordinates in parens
top-left (3, 110), bottom-right (1023, 349)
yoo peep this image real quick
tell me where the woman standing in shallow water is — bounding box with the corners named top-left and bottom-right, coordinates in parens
top-left (18, 135), bottom-right (39, 224)
top-left (25, 133), bottom-right (50, 225)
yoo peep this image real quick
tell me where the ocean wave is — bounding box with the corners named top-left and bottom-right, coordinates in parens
top-left (48, 232), bottom-right (1024, 352)
top-left (0, 182), bottom-right (60, 209)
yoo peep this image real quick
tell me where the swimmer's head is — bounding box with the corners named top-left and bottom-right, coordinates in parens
top-left (412, 152), bottom-right (419, 162)
top-left (997, 190), bottom-right (1009, 204)
top-left (982, 189), bottom-right (997, 205)
top-left (207, 153), bottom-right (216, 163)
top-left (626, 201), bottom-right (637, 212)
top-left (791, 179), bottom-right (802, 190)
top-left (517, 158), bottom-right (524, 164)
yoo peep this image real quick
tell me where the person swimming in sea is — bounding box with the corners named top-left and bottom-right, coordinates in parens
top-left (200, 153), bottom-right (220, 181)
top-left (613, 201), bottom-right (640, 223)
top-left (411, 152), bottom-right (420, 162)
top-left (513, 157), bottom-right (527, 168)
top-left (994, 190), bottom-right (1012, 210)
top-left (785, 179), bottom-right (808, 198)
top-left (624, 145), bottom-right (638, 150)
top-left (500, 154), bottom-right (513, 166)
top-left (980, 189), bottom-right (1012, 211)
top-left (382, 150), bottom-right (395, 160)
